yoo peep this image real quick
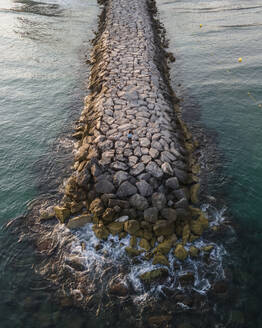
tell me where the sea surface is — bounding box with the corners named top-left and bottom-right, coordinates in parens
top-left (0, 0), bottom-right (261, 326)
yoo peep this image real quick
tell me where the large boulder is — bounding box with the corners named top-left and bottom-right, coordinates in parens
top-left (67, 214), bottom-right (92, 229)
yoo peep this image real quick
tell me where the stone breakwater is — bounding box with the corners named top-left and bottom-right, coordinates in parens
top-left (50, 0), bottom-right (208, 273)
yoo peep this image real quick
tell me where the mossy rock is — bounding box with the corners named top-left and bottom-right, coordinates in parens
top-left (125, 247), bottom-right (143, 257)
top-left (107, 222), bottom-right (123, 235)
top-left (182, 224), bottom-right (190, 245)
top-left (190, 214), bottom-right (208, 235)
top-left (54, 206), bottom-right (70, 223)
top-left (92, 224), bottom-right (109, 240)
top-left (190, 183), bottom-right (200, 204)
top-left (154, 239), bottom-right (173, 255)
top-left (189, 206), bottom-right (202, 219)
top-left (174, 244), bottom-right (188, 261)
top-left (129, 236), bottom-right (137, 248)
top-left (70, 202), bottom-right (84, 214)
top-left (152, 253), bottom-right (169, 267)
top-left (67, 214), bottom-right (92, 229)
top-left (124, 220), bottom-right (140, 234)
top-left (189, 246), bottom-right (199, 257)
top-left (153, 220), bottom-right (174, 236)
top-left (140, 268), bottom-right (168, 282)
top-left (201, 245), bottom-right (214, 253)
top-left (134, 229), bottom-right (144, 238)
top-left (139, 238), bottom-right (151, 251)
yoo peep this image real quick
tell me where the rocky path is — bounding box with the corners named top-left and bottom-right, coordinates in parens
top-left (52, 0), bottom-right (205, 264)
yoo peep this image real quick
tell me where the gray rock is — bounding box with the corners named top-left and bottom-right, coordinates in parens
top-left (130, 163), bottom-right (145, 176)
top-left (117, 181), bottom-right (137, 198)
top-left (161, 151), bottom-right (176, 163)
top-left (111, 161), bottom-right (129, 171)
top-left (141, 147), bottom-right (149, 155)
top-left (134, 147), bottom-right (142, 157)
top-left (146, 161), bottom-right (163, 178)
top-left (144, 207), bottom-right (158, 223)
top-left (152, 193), bottom-right (166, 210)
top-left (149, 148), bottom-right (159, 159)
top-left (95, 180), bottom-right (115, 194)
top-left (113, 171), bottom-right (130, 186)
top-left (99, 140), bottom-right (114, 151)
top-left (161, 162), bottom-right (173, 175)
top-left (129, 156), bottom-right (138, 166)
top-left (166, 177), bottom-right (179, 190)
top-left (136, 180), bottom-right (153, 197)
top-left (175, 197), bottom-right (188, 209)
top-left (174, 168), bottom-right (188, 184)
top-left (151, 140), bottom-right (162, 151)
top-left (130, 194), bottom-right (149, 211)
top-left (140, 138), bottom-right (150, 147)
top-left (141, 155), bottom-right (151, 164)
top-left (161, 208), bottom-right (177, 222)
top-left (173, 188), bottom-right (187, 200)
top-left (137, 172), bottom-right (151, 181)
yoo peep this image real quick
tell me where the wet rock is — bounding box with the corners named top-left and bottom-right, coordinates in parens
top-left (175, 197), bottom-right (188, 209)
top-left (152, 193), bottom-right (166, 210)
top-left (113, 171), bottom-right (129, 186)
top-left (148, 315), bottom-right (172, 327)
top-left (140, 268), bottom-right (168, 282)
top-left (108, 199), bottom-right (129, 209)
top-left (201, 245), bottom-right (214, 253)
top-left (89, 198), bottom-right (104, 216)
top-left (174, 168), bottom-right (188, 184)
top-left (107, 222), bottom-right (124, 235)
top-left (130, 194), bottom-right (149, 210)
top-left (182, 224), bottom-right (190, 245)
top-left (117, 181), bottom-right (137, 197)
top-left (191, 214), bottom-right (209, 235)
top-left (102, 207), bottom-right (115, 223)
top-left (161, 162), bottom-right (173, 176)
top-left (67, 214), bottom-right (92, 229)
top-left (95, 180), bottom-right (115, 194)
top-left (92, 224), bottom-right (109, 240)
top-left (124, 220), bottom-right (140, 234)
top-left (190, 183), bottom-right (200, 204)
top-left (152, 253), bottom-right (169, 266)
top-left (139, 238), bottom-right (151, 251)
top-left (136, 180), bottom-right (153, 197)
top-left (144, 207), bottom-right (158, 223)
top-left (189, 246), bottom-right (199, 257)
top-left (65, 256), bottom-right (86, 271)
top-left (166, 177), bottom-right (179, 190)
top-left (129, 236), bottom-right (137, 248)
top-left (161, 208), bottom-right (177, 221)
top-left (153, 220), bottom-right (174, 236)
top-left (154, 238), bottom-right (173, 254)
top-left (130, 163), bottom-right (145, 176)
top-left (125, 247), bottom-right (143, 257)
top-left (109, 282), bottom-right (129, 297)
top-left (54, 206), bottom-right (70, 223)
top-left (174, 244), bottom-right (188, 261)
top-left (146, 161), bottom-right (163, 178)
top-left (178, 272), bottom-right (195, 286)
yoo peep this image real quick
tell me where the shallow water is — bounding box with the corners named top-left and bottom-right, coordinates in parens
top-left (0, 0), bottom-right (262, 326)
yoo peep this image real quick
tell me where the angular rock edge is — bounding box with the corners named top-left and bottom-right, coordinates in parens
top-left (43, 0), bottom-right (205, 267)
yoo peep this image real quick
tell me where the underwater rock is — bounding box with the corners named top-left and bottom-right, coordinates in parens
top-left (92, 224), bottom-right (109, 240)
top-left (125, 247), bottom-right (143, 257)
top-left (189, 246), bottom-right (199, 257)
top-left (140, 268), bottom-right (168, 282)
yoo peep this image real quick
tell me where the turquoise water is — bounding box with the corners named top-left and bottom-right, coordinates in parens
top-left (0, 0), bottom-right (262, 326)
top-left (0, 0), bottom-right (98, 223)
top-left (158, 0), bottom-right (262, 325)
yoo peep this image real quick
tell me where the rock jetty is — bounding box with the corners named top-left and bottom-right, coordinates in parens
top-left (50, 0), bottom-right (207, 271)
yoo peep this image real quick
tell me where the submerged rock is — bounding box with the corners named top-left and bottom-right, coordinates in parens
top-left (92, 224), bottom-right (109, 240)
top-left (140, 268), bottom-right (168, 282)
top-left (125, 247), bottom-right (143, 257)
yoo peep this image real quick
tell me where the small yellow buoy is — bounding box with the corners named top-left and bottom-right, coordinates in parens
top-left (238, 57), bottom-right (242, 63)
top-left (200, 24), bottom-right (203, 28)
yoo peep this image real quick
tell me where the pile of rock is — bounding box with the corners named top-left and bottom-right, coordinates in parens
top-left (50, 0), bottom-right (209, 275)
